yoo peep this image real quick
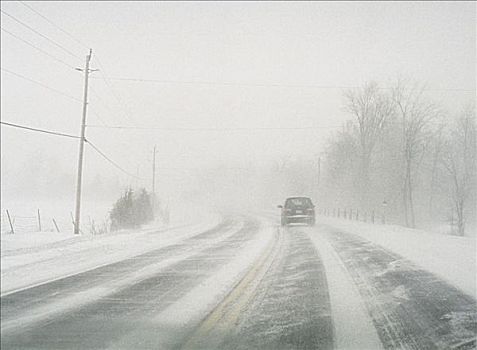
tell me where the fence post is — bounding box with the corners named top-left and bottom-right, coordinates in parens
top-left (356, 209), bottom-right (359, 221)
top-left (344, 209), bottom-right (347, 219)
top-left (70, 212), bottom-right (75, 227)
top-left (37, 209), bottom-right (42, 231)
top-left (6, 210), bottom-right (14, 234)
top-left (371, 210), bottom-right (375, 224)
top-left (349, 209), bottom-right (352, 220)
top-left (52, 218), bottom-right (60, 232)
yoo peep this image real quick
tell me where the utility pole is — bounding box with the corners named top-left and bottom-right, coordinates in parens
top-left (74, 49), bottom-right (96, 235)
top-left (152, 145), bottom-right (156, 215)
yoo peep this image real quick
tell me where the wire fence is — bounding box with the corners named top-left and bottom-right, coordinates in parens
top-left (317, 207), bottom-right (390, 225)
top-left (1, 209), bottom-right (110, 235)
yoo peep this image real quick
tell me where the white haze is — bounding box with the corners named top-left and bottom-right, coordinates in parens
top-left (1, 2), bottom-right (475, 225)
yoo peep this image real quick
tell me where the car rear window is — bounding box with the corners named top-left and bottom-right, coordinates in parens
top-left (285, 198), bottom-right (312, 208)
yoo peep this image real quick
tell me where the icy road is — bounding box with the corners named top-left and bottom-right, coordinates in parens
top-left (1, 215), bottom-right (476, 349)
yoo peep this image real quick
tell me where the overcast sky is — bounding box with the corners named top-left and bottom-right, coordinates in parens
top-left (1, 1), bottom-right (475, 203)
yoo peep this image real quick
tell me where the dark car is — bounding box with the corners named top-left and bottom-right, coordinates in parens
top-left (278, 197), bottom-right (315, 226)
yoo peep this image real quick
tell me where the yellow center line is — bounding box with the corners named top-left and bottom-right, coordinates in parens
top-left (181, 226), bottom-right (284, 349)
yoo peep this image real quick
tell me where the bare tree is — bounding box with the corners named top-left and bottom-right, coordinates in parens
top-left (440, 107), bottom-right (476, 235)
top-left (427, 124), bottom-right (446, 218)
top-left (321, 121), bottom-right (358, 208)
top-left (344, 82), bottom-right (394, 208)
top-left (392, 80), bottom-right (439, 228)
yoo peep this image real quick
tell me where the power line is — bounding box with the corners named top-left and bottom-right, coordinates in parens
top-left (0, 120), bottom-right (142, 180)
top-left (93, 56), bottom-right (136, 125)
top-left (85, 139), bottom-right (144, 180)
top-left (85, 124), bottom-right (343, 131)
top-left (11, 3), bottom-right (111, 128)
top-left (18, 1), bottom-right (89, 50)
top-left (88, 76), bottom-right (475, 92)
top-left (0, 121), bottom-right (80, 139)
top-left (1, 67), bottom-right (82, 102)
top-left (89, 87), bottom-right (123, 124)
top-left (0, 8), bottom-right (82, 60)
top-left (89, 109), bottom-right (110, 127)
top-left (89, 76), bottom-right (357, 89)
top-left (1, 27), bottom-right (76, 70)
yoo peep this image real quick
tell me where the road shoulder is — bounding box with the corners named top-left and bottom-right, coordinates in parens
top-left (306, 226), bottom-right (384, 350)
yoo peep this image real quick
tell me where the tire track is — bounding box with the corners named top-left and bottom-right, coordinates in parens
top-left (183, 225), bottom-right (334, 350)
top-left (1, 219), bottom-right (234, 323)
top-left (181, 225), bottom-right (283, 349)
top-left (0, 217), bottom-right (262, 349)
top-left (321, 225), bottom-right (477, 350)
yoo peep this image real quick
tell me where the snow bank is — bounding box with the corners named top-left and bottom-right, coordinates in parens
top-left (318, 217), bottom-right (476, 299)
top-left (1, 211), bottom-right (220, 295)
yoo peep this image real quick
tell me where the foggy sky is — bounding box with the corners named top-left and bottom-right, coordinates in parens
top-left (1, 1), bottom-right (475, 203)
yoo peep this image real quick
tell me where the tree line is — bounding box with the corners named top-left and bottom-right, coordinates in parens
top-left (320, 80), bottom-right (476, 235)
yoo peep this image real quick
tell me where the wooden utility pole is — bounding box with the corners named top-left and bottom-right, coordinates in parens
top-left (152, 145), bottom-right (156, 215)
top-left (74, 49), bottom-right (94, 235)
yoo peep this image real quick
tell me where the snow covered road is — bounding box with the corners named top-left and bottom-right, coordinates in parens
top-left (1, 215), bottom-right (476, 349)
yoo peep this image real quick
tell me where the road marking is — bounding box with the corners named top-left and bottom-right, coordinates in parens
top-left (181, 225), bottom-right (283, 349)
top-left (307, 227), bottom-right (384, 350)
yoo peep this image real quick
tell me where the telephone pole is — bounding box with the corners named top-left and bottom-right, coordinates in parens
top-left (152, 145), bottom-right (157, 215)
top-left (74, 49), bottom-right (96, 235)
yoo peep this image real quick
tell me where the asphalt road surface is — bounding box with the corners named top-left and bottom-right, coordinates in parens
top-left (1, 215), bottom-right (476, 349)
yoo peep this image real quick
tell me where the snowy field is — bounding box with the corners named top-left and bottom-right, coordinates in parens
top-left (1, 199), bottom-right (112, 235)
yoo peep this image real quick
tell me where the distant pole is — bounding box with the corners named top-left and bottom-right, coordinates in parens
top-left (37, 209), bottom-right (41, 231)
top-left (74, 49), bottom-right (95, 235)
top-left (152, 145), bottom-right (156, 214)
